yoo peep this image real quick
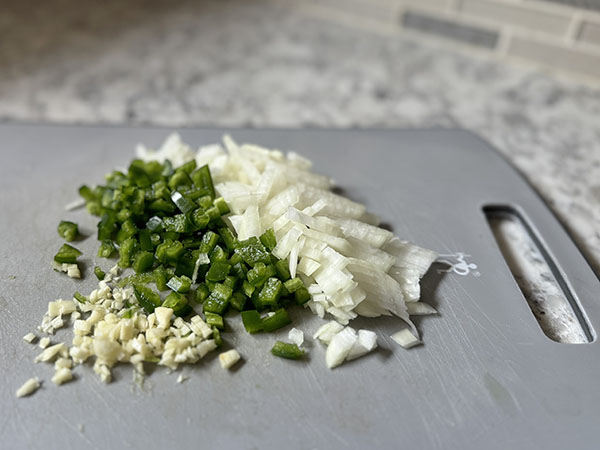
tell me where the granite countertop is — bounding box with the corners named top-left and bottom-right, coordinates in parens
top-left (1, 0), bottom-right (599, 276)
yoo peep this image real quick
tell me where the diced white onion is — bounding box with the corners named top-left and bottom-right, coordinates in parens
top-left (192, 253), bottom-right (210, 284)
top-left (406, 302), bottom-right (438, 315)
top-left (325, 327), bottom-right (357, 369)
top-left (292, 236), bottom-right (307, 277)
top-left (272, 226), bottom-right (303, 260)
top-left (384, 239), bottom-right (438, 278)
top-left (288, 328), bottom-right (304, 347)
top-left (237, 204), bottom-right (261, 241)
top-left (314, 322), bottom-right (343, 345)
top-left (298, 257), bottom-right (320, 277)
top-left (299, 185), bottom-right (365, 219)
top-left (336, 218), bottom-right (393, 248)
top-left (346, 330), bottom-right (378, 361)
top-left (390, 329), bottom-right (422, 349)
top-left (266, 185), bottom-right (301, 217)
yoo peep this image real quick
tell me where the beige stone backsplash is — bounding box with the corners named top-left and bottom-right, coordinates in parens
top-left (286, 0), bottom-right (600, 81)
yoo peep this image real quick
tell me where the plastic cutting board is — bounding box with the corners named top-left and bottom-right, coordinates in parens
top-left (1, 125), bottom-right (598, 450)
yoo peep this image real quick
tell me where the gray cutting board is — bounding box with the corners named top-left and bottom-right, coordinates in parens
top-left (1, 125), bottom-right (598, 450)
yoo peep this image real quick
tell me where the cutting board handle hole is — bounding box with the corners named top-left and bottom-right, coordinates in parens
top-left (484, 205), bottom-right (593, 344)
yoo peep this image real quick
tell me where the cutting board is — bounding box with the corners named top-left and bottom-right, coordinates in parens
top-left (1, 125), bottom-right (598, 450)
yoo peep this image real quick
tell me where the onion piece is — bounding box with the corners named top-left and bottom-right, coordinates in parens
top-left (320, 247), bottom-right (349, 271)
top-left (406, 302), bottom-right (437, 315)
top-left (266, 185), bottom-right (301, 217)
top-left (325, 327), bottom-right (357, 369)
top-left (313, 321), bottom-right (344, 344)
top-left (302, 228), bottom-right (351, 254)
top-left (255, 164), bottom-right (281, 203)
top-left (301, 199), bottom-right (328, 217)
top-left (289, 236), bottom-right (305, 279)
top-left (336, 218), bottom-right (393, 248)
top-left (195, 144), bottom-right (225, 168)
top-left (226, 215), bottom-right (244, 236)
top-left (345, 237), bottom-right (396, 273)
top-left (346, 258), bottom-right (409, 323)
top-left (325, 306), bottom-right (356, 325)
top-left (383, 238), bottom-right (438, 278)
top-left (216, 181), bottom-right (261, 214)
top-left (272, 226), bottom-right (303, 260)
top-left (299, 185), bottom-right (365, 219)
top-left (286, 207), bottom-right (341, 236)
top-left (297, 257), bottom-right (320, 277)
top-left (237, 205), bottom-right (261, 241)
top-left (298, 238), bottom-right (327, 261)
top-left (346, 330), bottom-right (378, 361)
top-left (136, 133), bottom-right (195, 167)
top-left (288, 328), bottom-right (304, 346)
top-left (390, 329), bottom-right (422, 349)
top-left (388, 267), bottom-right (423, 302)
top-left (313, 266), bottom-right (354, 296)
top-left (192, 253), bottom-right (210, 284)
top-left (287, 151), bottom-right (312, 170)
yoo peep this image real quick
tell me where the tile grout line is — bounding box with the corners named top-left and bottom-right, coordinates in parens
top-left (511, 27), bottom-right (600, 56)
top-left (495, 25), bottom-right (512, 56)
top-left (402, 4), bottom-right (504, 34)
top-left (564, 11), bottom-right (583, 46)
top-left (524, 0), bottom-right (600, 18)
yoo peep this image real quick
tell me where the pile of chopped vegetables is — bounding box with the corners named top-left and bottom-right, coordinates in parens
top-left (16, 133), bottom-right (438, 397)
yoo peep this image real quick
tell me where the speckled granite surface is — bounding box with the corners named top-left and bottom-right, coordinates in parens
top-left (1, 0), bottom-right (599, 276)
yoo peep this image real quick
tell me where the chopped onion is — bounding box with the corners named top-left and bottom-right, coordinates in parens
top-left (301, 199), bottom-right (328, 217)
top-left (237, 205), bottom-right (261, 241)
top-left (266, 185), bottom-right (301, 217)
top-left (390, 329), bottom-right (422, 349)
top-left (298, 238), bottom-right (327, 260)
top-left (346, 330), bottom-right (378, 361)
top-left (216, 181), bottom-right (261, 214)
top-left (313, 321), bottom-right (344, 344)
top-left (299, 185), bottom-right (365, 219)
top-left (288, 328), bottom-right (304, 346)
top-left (325, 327), bottom-right (357, 369)
top-left (286, 207), bottom-right (341, 236)
top-left (406, 302), bottom-right (437, 315)
top-left (345, 237), bottom-right (396, 273)
top-left (195, 144), bottom-right (225, 169)
top-left (272, 226), bottom-right (303, 260)
top-left (289, 236), bottom-right (304, 279)
top-left (325, 306), bottom-right (356, 325)
top-left (384, 239), bottom-right (438, 278)
top-left (336, 218), bottom-right (393, 248)
top-left (297, 257), bottom-right (320, 277)
top-left (192, 253), bottom-right (210, 284)
top-left (286, 151), bottom-right (312, 170)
